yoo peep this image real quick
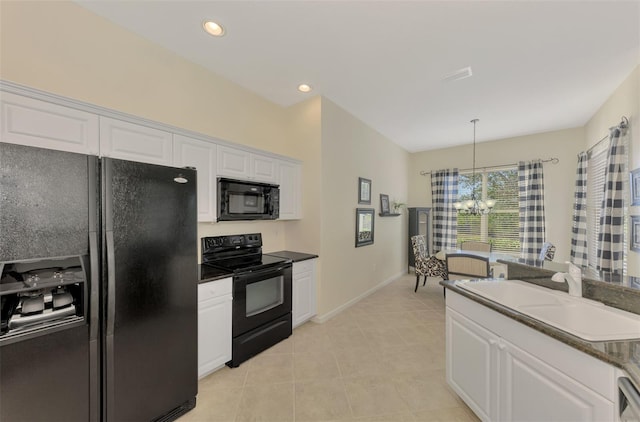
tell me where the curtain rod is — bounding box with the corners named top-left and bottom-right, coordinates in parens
top-left (587, 115), bottom-right (629, 156)
top-left (419, 157), bottom-right (559, 176)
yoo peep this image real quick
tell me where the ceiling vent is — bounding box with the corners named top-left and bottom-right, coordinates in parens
top-left (443, 66), bottom-right (473, 82)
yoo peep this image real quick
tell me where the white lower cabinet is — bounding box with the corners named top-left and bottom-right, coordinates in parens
top-left (198, 277), bottom-right (232, 379)
top-left (446, 290), bottom-right (616, 422)
top-left (447, 308), bottom-right (499, 421)
top-left (292, 259), bottom-right (317, 328)
top-left (499, 338), bottom-right (613, 422)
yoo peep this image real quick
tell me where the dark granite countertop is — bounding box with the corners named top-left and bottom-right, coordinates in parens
top-left (265, 250), bottom-right (318, 263)
top-left (198, 264), bottom-right (233, 284)
top-left (441, 279), bottom-right (640, 390)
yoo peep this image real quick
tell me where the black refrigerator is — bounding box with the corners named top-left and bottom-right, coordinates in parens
top-left (0, 142), bottom-right (198, 422)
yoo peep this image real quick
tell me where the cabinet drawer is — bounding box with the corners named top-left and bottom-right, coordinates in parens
top-left (198, 277), bottom-right (232, 301)
top-left (293, 259), bottom-right (315, 276)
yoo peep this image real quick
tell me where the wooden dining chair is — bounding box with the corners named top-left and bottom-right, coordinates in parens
top-left (460, 241), bottom-right (492, 253)
top-left (445, 253), bottom-right (491, 280)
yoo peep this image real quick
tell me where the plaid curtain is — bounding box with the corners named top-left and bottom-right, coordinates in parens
top-left (597, 126), bottom-right (627, 272)
top-left (570, 152), bottom-right (588, 267)
top-left (430, 169), bottom-right (458, 252)
top-left (518, 160), bottom-right (546, 260)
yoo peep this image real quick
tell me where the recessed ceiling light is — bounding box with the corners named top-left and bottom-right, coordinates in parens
top-left (297, 84), bottom-right (312, 93)
top-left (203, 20), bottom-right (225, 37)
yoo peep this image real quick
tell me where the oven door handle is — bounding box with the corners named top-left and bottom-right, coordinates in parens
top-left (244, 265), bottom-right (289, 277)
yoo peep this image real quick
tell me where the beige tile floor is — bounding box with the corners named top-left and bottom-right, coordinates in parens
top-left (180, 274), bottom-right (480, 422)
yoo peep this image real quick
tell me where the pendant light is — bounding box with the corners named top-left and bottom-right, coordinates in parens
top-left (453, 119), bottom-right (495, 215)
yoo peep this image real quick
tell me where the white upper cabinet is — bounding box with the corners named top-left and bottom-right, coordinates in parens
top-left (217, 144), bottom-right (277, 183)
top-left (216, 145), bottom-right (250, 178)
top-left (251, 154), bottom-right (277, 183)
top-left (277, 160), bottom-right (302, 220)
top-left (1, 89), bottom-right (303, 221)
top-left (0, 92), bottom-right (99, 155)
top-left (173, 135), bottom-right (217, 222)
top-left (100, 116), bottom-right (173, 165)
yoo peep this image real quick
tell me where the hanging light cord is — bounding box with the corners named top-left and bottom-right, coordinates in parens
top-left (471, 118), bottom-right (478, 199)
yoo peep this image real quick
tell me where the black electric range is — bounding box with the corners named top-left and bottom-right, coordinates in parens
top-left (201, 233), bottom-right (292, 273)
top-left (200, 233), bottom-right (293, 367)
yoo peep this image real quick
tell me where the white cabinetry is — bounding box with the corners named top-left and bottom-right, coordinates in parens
top-left (173, 135), bottom-right (217, 222)
top-left (447, 308), bottom-right (499, 421)
top-left (198, 277), bottom-right (232, 379)
top-left (292, 259), bottom-right (317, 328)
top-left (499, 338), bottom-right (613, 422)
top-left (217, 144), bottom-right (277, 183)
top-left (1, 89), bottom-right (303, 219)
top-left (251, 154), bottom-right (277, 183)
top-left (0, 92), bottom-right (99, 155)
top-left (100, 117), bottom-right (173, 165)
top-left (277, 161), bottom-right (302, 220)
top-left (446, 290), bottom-right (616, 422)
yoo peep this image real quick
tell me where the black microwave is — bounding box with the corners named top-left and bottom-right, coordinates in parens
top-left (217, 178), bottom-right (279, 221)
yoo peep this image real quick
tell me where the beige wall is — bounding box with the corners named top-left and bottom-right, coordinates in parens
top-left (584, 65), bottom-right (640, 274)
top-left (0, 0), bottom-right (294, 256)
top-left (409, 128), bottom-right (584, 262)
top-left (319, 98), bottom-right (409, 317)
top-left (2, 1), bottom-right (637, 317)
top-left (0, 1), bottom-right (411, 320)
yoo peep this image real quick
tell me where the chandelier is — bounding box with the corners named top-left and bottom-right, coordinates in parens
top-left (453, 119), bottom-right (495, 215)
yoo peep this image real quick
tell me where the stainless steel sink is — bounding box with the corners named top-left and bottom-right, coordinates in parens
top-left (457, 279), bottom-right (640, 341)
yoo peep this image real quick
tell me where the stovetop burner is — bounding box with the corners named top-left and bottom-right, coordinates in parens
top-left (201, 233), bottom-right (291, 273)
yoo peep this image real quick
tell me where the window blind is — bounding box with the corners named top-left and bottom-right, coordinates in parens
top-left (457, 169), bottom-right (520, 254)
top-left (586, 144), bottom-right (607, 269)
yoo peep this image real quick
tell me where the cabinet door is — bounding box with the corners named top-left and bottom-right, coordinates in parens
top-left (173, 135), bottom-right (217, 222)
top-left (217, 145), bottom-right (250, 179)
top-left (1, 92), bottom-right (99, 155)
top-left (292, 259), bottom-right (317, 328)
top-left (198, 281), bottom-right (232, 378)
top-left (251, 154), bottom-right (277, 183)
top-left (446, 308), bottom-right (499, 422)
top-left (277, 161), bottom-right (302, 220)
top-left (100, 117), bottom-right (173, 165)
top-left (499, 339), bottom-right (614, 422)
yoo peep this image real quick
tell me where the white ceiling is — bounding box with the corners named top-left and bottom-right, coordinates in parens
top-left (76, 1), bottom-right (640, 152)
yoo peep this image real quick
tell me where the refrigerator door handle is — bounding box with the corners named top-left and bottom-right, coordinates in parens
top-left (106, 230), bottom-right (116, 337)
top-left (105, 229), bottom-right (116, 421)
top-left (89, 231), bottom-right (100, 340)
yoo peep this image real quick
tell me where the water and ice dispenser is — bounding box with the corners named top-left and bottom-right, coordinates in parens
top-left (0, 255), bottom-right (87, 341)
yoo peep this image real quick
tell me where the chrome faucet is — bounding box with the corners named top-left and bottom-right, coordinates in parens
top-left (551, 262), bottom-right (583, 297)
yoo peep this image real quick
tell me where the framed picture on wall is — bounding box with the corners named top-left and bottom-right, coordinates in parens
top-left (380, 194), bottom-right (390, 215)
top-left (355, 208), bottom-right (374, 247)
top-left (632, 216), bottom-right (640, 252)
top-left (631, 168), bottom-right (640, 206)
top-left (358, 177), bottom-right (371, 204)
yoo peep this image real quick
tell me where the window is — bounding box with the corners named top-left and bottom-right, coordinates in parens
top-left (457, 168), bottom-right (520, 254)
top-left (585, 140), bottom-right (628, 273)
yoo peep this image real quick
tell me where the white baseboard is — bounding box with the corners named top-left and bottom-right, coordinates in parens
top-left (311, 270), bottom-right (406, 324)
